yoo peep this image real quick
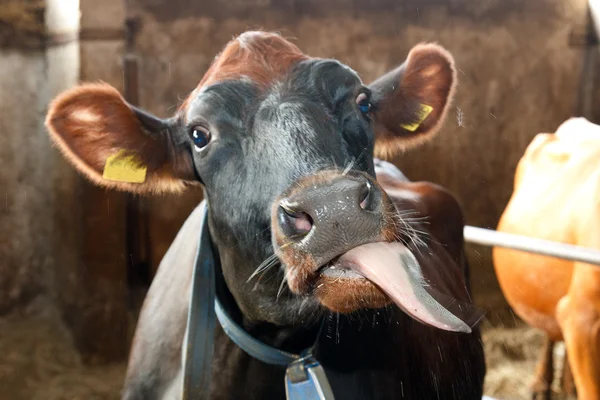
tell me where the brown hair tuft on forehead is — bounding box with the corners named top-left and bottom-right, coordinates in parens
top-left (179, 31), bottom-right (309, 111)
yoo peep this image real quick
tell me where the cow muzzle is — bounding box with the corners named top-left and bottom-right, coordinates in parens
top-left (271, 170), bottom-right (395, 310)
top-left (276, 171), bottom-right (394, 268)
top-left (271, 170), bottom-right (473, 333)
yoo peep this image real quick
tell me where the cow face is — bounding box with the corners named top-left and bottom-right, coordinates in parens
top-left (45, 32), bottom-right (457, 327)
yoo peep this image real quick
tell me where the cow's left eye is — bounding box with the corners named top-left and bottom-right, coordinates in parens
top-left (191, 126), bottom-right (211, 152)
top-left (356, 92), bottom-right (371, 114)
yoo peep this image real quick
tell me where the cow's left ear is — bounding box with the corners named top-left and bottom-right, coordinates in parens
top-left (368, 43), bottom-right (456, 157)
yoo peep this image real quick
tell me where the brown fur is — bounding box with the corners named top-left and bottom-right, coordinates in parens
top-left (376, 170), bottom-right (472, 303)
top-left (316, 278), bottom-right (390, 314)
top-left (280, 249), bottom-right (318, 294)
top-left (179, 31), bottom-right (309, 113)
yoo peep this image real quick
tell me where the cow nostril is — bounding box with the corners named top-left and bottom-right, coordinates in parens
top-left (278, 204), bottom-right (313, 240)
top-left (359, 180), bottom-right (374, 211)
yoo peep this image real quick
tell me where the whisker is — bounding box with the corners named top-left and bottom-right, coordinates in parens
top-left (247, 253), bottom-right (279, 283)
top-left (276, 274), bottom-right (288, 300)
top-left (246, 240), bottom-right (296, 284)
top-left (231, 226), bottom-right (271, 250)
top-left (298, 296), bottom-right (311, 316)
top-left (387, 207), bottom-right (440, 254)
top-left (332, 268), bottom-right (348, 285)
top-left (252, 266), bottom-right (281, 291)
top-left (342, 157), bottom-right (356, 175)
top-left (399, 216), bottom-right (430, 223)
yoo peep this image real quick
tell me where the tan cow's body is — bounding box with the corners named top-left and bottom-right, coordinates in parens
top-left (494, 117), bottom-right (600, 399)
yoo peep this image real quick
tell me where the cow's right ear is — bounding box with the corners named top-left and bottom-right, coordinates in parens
top-left (368, 43), bottom-right (457, 158)
top-left (45, 83), bottom-right (197, 194)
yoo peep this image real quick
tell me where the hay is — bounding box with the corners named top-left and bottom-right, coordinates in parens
top-left (482, 324), bottom-right (572, 400)
top-left (0, 307), bottom-right (576, 399)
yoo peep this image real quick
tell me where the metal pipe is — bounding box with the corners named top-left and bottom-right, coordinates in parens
top-left (464, 226), bottom-right (600, 266)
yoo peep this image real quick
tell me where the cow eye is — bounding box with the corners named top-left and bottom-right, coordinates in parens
top-left (191, 126), bottom-right (211, 151)
top-left (356, 92), bottom-right (371, 114)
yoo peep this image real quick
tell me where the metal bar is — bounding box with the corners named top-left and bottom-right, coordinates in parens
top-left (464, 226), bottom-right (600, 266)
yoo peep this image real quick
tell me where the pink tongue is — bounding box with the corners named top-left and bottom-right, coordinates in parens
top-left (338, 242), bottom-right (471, 333)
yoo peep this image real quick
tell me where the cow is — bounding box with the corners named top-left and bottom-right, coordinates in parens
top-left (45, 31), bottom-right (486, 399)
top-left (493, 117), bottom-right (600, 400)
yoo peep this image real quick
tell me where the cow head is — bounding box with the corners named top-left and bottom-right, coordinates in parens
top-left (46, 32), bottom-right (458, 330)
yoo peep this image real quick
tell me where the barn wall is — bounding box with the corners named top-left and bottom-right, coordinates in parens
top-left (0, 0), bottom-right (131, 364)
top-left (0, 48), bottom-right (52, 313)
top-left (0, 0), bottom-right (107, 362)
top-left (74, 0), bottom-right (589, 323)
top-left (0, 0), bottom-right (82, 316)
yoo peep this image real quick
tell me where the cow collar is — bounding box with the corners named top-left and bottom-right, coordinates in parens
top-left (181, 200), bottom-right (334, 400)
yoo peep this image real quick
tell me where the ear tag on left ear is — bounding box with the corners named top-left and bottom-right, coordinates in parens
top-left (102, 149), bottom-right (147, 183)
top-left (401, 103), bottom-right (433, 132)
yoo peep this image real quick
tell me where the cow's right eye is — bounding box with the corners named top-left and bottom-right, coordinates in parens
top-left (191, 126), bottom-right (211, 151)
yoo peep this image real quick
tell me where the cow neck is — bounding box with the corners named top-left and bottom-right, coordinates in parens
top-left (213, 254), bottom-right (323, 360)
top-left (214, 271), bottom-right (323, 355)
top-left (182, 200), bottom-right (333, 400)
top-left (212, 245), bottom-right (322, 356)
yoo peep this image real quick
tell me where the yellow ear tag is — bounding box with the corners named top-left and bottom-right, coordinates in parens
top-left (400, 103), bottom-right (433, 132)
top-left (102, 150), bottom-right (147, 183)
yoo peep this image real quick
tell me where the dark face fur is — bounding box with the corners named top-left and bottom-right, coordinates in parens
top-left (177, 60), bottom-right (379, 323)
top-left (45, 31), bottom-right (457, 328)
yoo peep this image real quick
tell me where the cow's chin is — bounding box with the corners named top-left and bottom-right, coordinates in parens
top-left (285, 247), bottom-right (393, 314)
top-left (314, 269), bottom-right (392, 313)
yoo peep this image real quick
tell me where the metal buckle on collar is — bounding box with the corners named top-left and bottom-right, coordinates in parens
top-left (285, 350), bottom-right (335, 400)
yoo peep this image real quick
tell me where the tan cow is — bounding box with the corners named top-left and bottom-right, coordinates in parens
top-left (494, 117), bottom-right (600, 400)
